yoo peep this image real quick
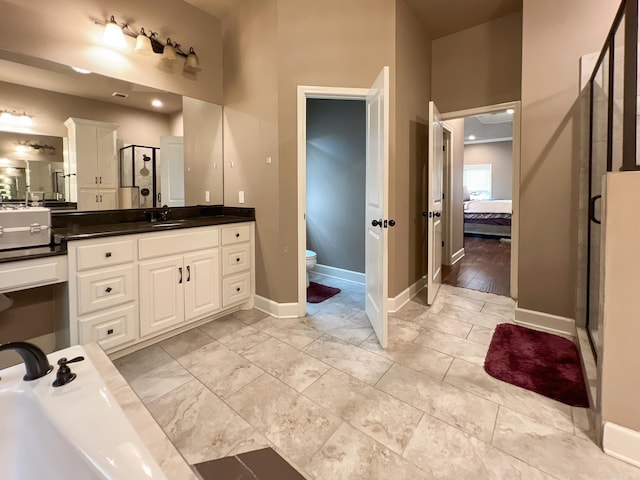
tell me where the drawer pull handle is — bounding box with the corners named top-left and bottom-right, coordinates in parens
top-left (236, 257), bottom-right (241, 262)
top-left (107, 329), bottom-right (114, 335)
top-left (105, 252), bottom-right (112, 258)
top-left (105, 287), bottom-right (113, 293)
top-left (235, 233), bottom-right (240, 238)
top-left (178, 267), bottom-right (183, 284)
top-left (236, 287), bottom-right (241, 292)
top-left (186, 265), bottom-right (191, 282)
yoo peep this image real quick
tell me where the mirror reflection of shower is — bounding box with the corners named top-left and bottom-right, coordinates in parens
top-left (119, 145), bottom-right (161, 209)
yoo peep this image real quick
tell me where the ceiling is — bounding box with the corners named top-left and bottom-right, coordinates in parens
top-left (464, 112), bottom-right (513, 143)
top-left (187, 0), bottom-right (523, 39)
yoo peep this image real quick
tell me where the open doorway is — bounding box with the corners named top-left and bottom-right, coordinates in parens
top-left (441, 101), bottom-right (521, 300)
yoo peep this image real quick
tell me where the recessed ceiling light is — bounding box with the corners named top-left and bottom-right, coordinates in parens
top-left (506, 108), bottom-right (515, 115)
top-left (468, 135), bottom-right (476, 140)
top-left (71, 66), bottom-right (92, 74)
top-left (151, 99), bottom-right (163, 108)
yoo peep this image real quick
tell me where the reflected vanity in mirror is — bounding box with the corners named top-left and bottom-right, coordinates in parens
top-left (0, 49), bottom-right (223, 212)
top-left (0, 131), bottom-right (65, 204)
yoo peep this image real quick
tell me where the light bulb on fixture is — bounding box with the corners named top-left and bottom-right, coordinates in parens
top-left (15, 145), bottom-right (29, 154)
top-left (102, 15), bottom-right (126, 49)
top-left (184, 47), bottom-right (201, 73)
top-left (506, 108), bottom-right (515, 115)
top-left (162, 38), bottom-right (177, 62)
top-left (134, 28), bottom-right (153, 56)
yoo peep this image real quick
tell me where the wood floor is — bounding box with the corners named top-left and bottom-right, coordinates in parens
top-left (442, 236), bottom-right (511, 297)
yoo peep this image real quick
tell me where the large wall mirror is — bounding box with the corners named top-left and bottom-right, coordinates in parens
top-left (0, 49), bottom-right (223, 211)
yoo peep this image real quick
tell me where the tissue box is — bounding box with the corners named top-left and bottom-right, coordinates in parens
top-left (0, 207), bottom-right (51, 250)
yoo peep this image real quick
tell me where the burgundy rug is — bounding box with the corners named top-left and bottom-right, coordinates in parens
top-left (484, 324), bottom-right (589, 407)
top-left (307, 282), bottom-right (341, 303)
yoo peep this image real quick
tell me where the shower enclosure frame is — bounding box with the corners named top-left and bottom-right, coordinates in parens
top-left (585, 0), bottom-right (638, 361)
top-left (119, 144), bottom-right (160, 209)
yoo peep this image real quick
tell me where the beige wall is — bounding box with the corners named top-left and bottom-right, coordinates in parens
top-left (0, 0), bottom-right (222, 104)
top-left (447, 118), bottom-right (465, 258)
top-left (600, 172), bottom-right (640, 431)
top-left (432, 12), bottom-right (522, 113)
top-left (519, 0), bottom-right (619, 318)
top-left (393, 0), bottom-right (432, 295)
top-left (0, 81), bottom-right (171, 146)
top-left (464, 141), bottom-right (513, 200)
top-left (222, 0), bottom-right (280, 300)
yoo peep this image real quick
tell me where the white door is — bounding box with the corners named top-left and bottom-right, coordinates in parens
top-left (364, 66), bottom-right (390, 348)
top-left (427, 101), bottom-right (444, 305)
top-left (160, 136), bottom-right (185, 207)
top-left (184, 249), bottom-right (220, 321)
top-left (139, 256), bottom-right (185, 337)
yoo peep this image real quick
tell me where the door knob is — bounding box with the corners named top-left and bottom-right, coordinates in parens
top-left (422, 211), bottom-right (428, 217)
top-left (434, 212), bottom-right (441, 218)
top-left (371, 219), bottom-right (382, 227)
top-left (388, 220), bottom-right (396, 227)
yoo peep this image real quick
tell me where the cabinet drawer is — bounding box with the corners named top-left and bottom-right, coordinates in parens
top-left (222, 271), bottom-right (251, 307)
top-left (79, 304), bottom-right (136, 351)
top-left (222, 243), bottom-right (251, 276)
top-left (77, 239), bottom-right (135, 271)
top-left (221, 225), bottom-right (251, 245)
top-left (139, 228), bottom-right (219, 260)
top-left (77, 265), bottom-right (135, 315)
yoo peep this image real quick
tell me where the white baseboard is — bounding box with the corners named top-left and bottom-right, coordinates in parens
top-left (603, 422), bottom-right (640, 468)
top-left (254, 295), bottom-right (301, 318)
top-left (312, 264), bottom-right (365, 284)
top-left (514, 305), bottom-right (576, 338)
top-left (451, 248), bottom-right (465, 265)
top-left (388, 276), bottom-right (426, 313)
top-left (0, 332), bottom-right (56, 370)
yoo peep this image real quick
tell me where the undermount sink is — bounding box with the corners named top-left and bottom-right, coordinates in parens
top-left (151, 219), bottom-right (188, 227)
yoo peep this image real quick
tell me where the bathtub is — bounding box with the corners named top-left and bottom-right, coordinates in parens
top-left (0, 345), bottom-right (167, 480)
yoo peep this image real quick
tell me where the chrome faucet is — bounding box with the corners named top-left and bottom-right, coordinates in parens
top-left (159, 206), bottom-right (172, 221)
top-left (0, 342), bottom-right (53, 381)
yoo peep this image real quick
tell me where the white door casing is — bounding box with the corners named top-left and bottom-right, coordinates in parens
top-left (364, 66), bottom-right (390, 348)
top-left (427, 101), bottom-right (444, 305)
top-left (160, 136), bottom-right (185, 207)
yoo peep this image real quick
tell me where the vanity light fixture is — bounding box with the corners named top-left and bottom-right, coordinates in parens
top-left (0, 109), bottom-right (33, 126)
top-left (102, 16), bottom-right (127, 49)
top-left (97, 16), bottom-right (202, 73)
top-left (134, 28), bottom-right (154, 56)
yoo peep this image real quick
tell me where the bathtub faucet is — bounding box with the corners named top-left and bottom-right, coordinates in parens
top-left (0, 342), bottom-right (53, 381)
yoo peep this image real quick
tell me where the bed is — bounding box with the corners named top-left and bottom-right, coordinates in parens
top-left (463, 199), bottom-right (512, 238)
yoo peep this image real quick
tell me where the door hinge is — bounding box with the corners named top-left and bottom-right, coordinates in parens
top-left (442, 145), bottom-right (446, 151)
top-left (442, 240), bottom-right (445, 247)
top-left (442, 193), bottom-right (445, 200)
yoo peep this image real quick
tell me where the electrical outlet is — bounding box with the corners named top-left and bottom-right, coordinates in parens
top-left (239, 191), bottom-right (245, 204)
top-left (266, 156), bottom-right (272, 164)
top-left (205, 191), bottom-right (210, 202)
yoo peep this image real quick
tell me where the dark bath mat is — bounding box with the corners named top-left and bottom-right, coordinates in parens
top-left (307, 281), bottom-right (341, 303)
top-left (193, 447), bottom-right (305, 480)
top-left (484, 323), bottom-right (589, 407)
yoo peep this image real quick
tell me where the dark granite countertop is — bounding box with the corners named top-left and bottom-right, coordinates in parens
top-left (52, 205), bottom-right (255, 242)
top-left (0, 206), bottom-right (255, 264)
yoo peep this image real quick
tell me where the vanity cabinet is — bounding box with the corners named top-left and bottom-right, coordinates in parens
top-left (67, 222), bottom-right (253, 354)
top-left (64, 118), bottom-right (119, 210)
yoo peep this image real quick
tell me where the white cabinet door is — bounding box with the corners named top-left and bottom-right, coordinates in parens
top-left (184, 249), bottom-right (220, 321)
top-left (139, 256), bottom-right (185, 338)
top-left (96, 126), bottom-right (117, 189)
top-left (75, 122), bottom-right (99, 190)
top-left (78, 189), bottom-right (101, 211)
top-left (99, 190), bottom-right (118, 210)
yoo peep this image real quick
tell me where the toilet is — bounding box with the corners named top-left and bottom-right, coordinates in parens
top-left (305, 249), bottom-right (317, 287)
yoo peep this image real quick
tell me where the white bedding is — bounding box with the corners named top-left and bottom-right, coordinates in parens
top-left (464, 199), bottom-right (512, 214)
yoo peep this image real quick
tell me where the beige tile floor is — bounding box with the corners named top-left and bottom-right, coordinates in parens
top-left (114, 273), bottom-right (640, 480)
